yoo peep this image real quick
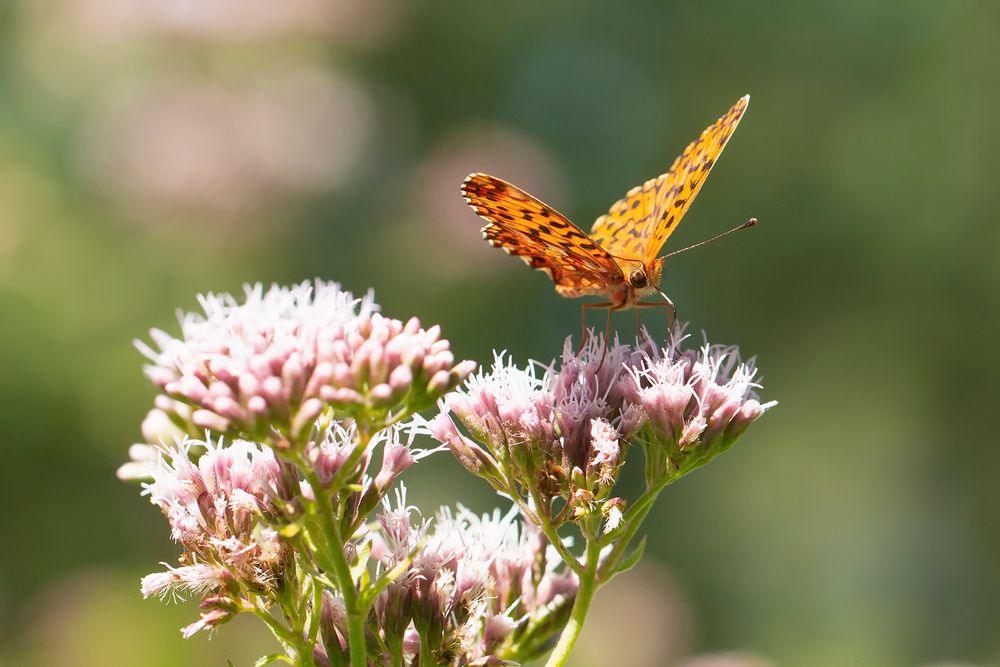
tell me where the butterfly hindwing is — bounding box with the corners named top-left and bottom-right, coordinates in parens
top-left (462, 173), bottom-right (624, 297)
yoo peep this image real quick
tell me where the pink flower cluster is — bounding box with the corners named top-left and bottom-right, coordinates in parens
top-left (139, 437), bottom-right (298, 636)
top-left (631, 336), bottom-right (771, 469)
top-left (301, 423), bottom-right (425, 531)
top-left (430, 328), bottom-right (773, 518)
top-left (365, 497), bottom-right (578, 665)
top-left (137, 280), bottom-right (475, 439)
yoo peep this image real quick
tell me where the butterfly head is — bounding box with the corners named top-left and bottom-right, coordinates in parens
top-left (623, 259), bottom-right (664, 305)
top-left (628, 258), bottom-right (664, 292)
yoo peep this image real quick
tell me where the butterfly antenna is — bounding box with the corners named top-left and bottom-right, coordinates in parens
top-left (661, 217), bottom-right (757, 259)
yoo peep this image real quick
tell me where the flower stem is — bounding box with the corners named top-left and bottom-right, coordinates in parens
top-left (536, 513), bottom-right (584, 577)
top-left (287, 426), bottom-right (373, 667)
top-left (543, 538), bottom-right (601, 667)
top-left (252, 603), bottom-right (295, 644)
top-left (597, 473), bottom-right (672, 581)
top-left (252, 603), bottom-right (315, 667)
top-left (522, 480), bottom-right (584, 577)
top-left (306, 469), bottom-right (369, 667)
top-left (333, 561), bottom-right (368, 667)
top-left (419, 631), bottom-right (446, 667)
top-left (389, 639), bottom-right (405, 667)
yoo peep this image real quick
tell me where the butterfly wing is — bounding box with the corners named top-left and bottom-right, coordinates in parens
top-left (462, 173), bottom-right (624, 297)
top-left (590, 95), bottom-right (749, 263)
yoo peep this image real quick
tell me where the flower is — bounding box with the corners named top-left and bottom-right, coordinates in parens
top-left (320, 591), bottom-right (350, 665)
top-left (180, 602), bottom-right (237, 639)
top-left (587, 417), bottom-right (621, 490)
top-left (140, 562), bottom-right (232, 600)
top-left (430, 335), bottom-right (649, 513)
top-left (303, 422), bottom-right (430, 529)
top-left (549, 334), bottom-right (651, 470)
top-left (368, 495), bottom-right (577, 665)
top-left (137, 280), bottom-right (475, 438)
top-left (630, 333), bottom-right (775, 477)
top-left (116, 442), bottom-right (162, 482)
top-left (430, 327), bottom-right (773, 526)
top-left (140, 436), bottom-right (297, 635)
top-left (305, 421), bottom-right (365, 489)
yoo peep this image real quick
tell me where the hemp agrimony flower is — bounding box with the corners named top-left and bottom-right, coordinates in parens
top-left (429, 326), bottom-right (772, 666)
top-left (430, 328), bottom-right (771, 532)
top-left (123, 279), bottom-right (772, 667)
top-left (430, 334), bottom-right (658, 534)
top-left (631, 332), bottom-right (770, 482)
top-left (137, 280), bottom-right (474, 439)
top-left (369, 496), bottom-right (577, 665)
top-left (139, 437), bottom-right (296, 636)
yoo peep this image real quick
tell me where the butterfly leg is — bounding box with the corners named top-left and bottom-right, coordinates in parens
top-left (591, 307), bottom-right (615, 372)
top-left (580, 302), bottom-right (613, 352)
top-left (600, 306), bottom-right (612, 362)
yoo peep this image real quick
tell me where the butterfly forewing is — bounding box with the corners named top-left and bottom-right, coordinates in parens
top-left (462, 173), bottom-right (624, 297)
top-left (590, 95), bottom-right (749, 263)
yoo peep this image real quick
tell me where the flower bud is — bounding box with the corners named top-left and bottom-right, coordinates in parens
top-left (427, 370), bottom-right (452, 397)
top-left (291, 398), bottom-right (324, 438)
top-left (180, 607), bottom-right (233, 638)
top-left (433, 416), bottom-right (503, 485)
top-left (389, 365), bottom-right (413, 396)
top-left (369, 383), bottom-right (394, 406)
top-left (141, 408), bottom-right (186, 445)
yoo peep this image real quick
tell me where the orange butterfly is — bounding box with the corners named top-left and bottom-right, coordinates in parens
top-left (462, 95), bottom-right (752, 341)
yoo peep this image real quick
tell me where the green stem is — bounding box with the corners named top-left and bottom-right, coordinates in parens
top-left (292, 619), bottom-right (318, 667)
top-left (305, 467), bottom-right (369, 667)
top-left (522, 480), bottom-right (584, 577)
top-left (419, 633), bottom-right (431, 666)
top-left (597, 474), bottom-right (671, 580)
top-left (515, 505), bottom-right (581, 577)
top-left (253, 603), bottom-right (314, 667)
top-left (544, 538), bottom-right (600, 667)
top-left (253, 604), bottom-right (296, 644)
top-left (534, 511), bottom-right (583, 577)
top-left (279, 571), bottom-right (319, 667)
top-left (389, 639), bottom-right (405, 667)
top-left (285, 424), bottom-right (374, 667)
top-left (416, 631), bottom-right (448, 667)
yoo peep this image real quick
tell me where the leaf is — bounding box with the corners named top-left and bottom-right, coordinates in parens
top-left (350, 538), bottom-right (373, 585)
top-left (510, 597), bottom-right (574, 662)
top-left (361, 540), bottom-right (421, 608)
top-left (607, 535), bottom-right (646, 582)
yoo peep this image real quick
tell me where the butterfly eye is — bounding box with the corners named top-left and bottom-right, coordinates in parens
top-left (629, 269), bottom-right (648, 288)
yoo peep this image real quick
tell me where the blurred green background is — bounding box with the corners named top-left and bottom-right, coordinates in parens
top-left (2, 1), bottom-right (998, 666)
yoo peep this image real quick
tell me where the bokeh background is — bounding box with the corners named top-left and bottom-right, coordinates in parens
top-left (1, 1), bottom-right (998, 666)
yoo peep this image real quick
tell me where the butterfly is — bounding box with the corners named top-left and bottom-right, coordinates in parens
top-left (462, 95), bottom-right (751, 342)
